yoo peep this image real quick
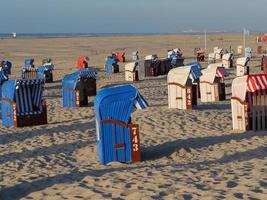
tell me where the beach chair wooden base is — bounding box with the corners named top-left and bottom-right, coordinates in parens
top-left (100, 119), bottom-right (141, 163)
top-left (2, 99), bottom-right (47, 128)
top-left (64, 79), bottom-right (96, 107)
top-left (22, 70), bottom-right (39, 79)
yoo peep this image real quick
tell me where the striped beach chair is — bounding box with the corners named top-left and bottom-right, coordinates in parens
top-left (95, 84), bottom-right (148, 164)
top-left (62, 68), bottom-right (97, 107)
top-left (1, 79), bottom-right (47, 127)
top-left (104, 56), bottom-right (119, 74)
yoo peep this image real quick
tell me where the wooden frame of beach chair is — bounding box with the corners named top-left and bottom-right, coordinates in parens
top-left (231, 74), bottom-right (267, 131)
top-left (200, 65), bottom-right (228, 102)
top-left (125, 62), bottom-right (139, 82)
top-left (200, 78), bottom-right (225, 102)
top-left (168, 67), bottom-right (198, 110)
top-left (22, 68), bottom-right (39, 79)
top-left (236, 57), bottom-right (250, 77)
top-left (222, 53), bottom-right (233, 68)
top-left (100, 119), bottom-right (141, 162)
top-left (1, 99), bottom-right (48, 127)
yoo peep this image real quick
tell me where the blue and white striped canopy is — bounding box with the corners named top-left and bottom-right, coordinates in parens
top-left (62, 68), bottom-right (97, 90)
top-left (134, 92), bottom-right (149, 110)
top-left (2, 79), bottom-right (44, 116)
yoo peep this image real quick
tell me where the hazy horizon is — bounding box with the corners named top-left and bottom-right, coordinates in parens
top-left (0, 0), bottom-right (266, 34)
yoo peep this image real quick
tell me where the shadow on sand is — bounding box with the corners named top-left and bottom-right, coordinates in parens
top-left (1, 131), bottom-right (267, 199)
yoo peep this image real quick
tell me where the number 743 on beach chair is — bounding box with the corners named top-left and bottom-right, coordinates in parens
top-left (1, 79), bottom-right (47, 127)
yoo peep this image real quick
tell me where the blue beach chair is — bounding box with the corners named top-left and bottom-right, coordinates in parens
top-left (62, 68), bottom-right (97, 107)
top-left (1, 79), bottom-right (47, 127)
top-left (94, 84), bottom-right (148, 164)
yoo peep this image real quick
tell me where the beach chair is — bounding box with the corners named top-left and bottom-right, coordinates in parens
top-left (231, 74), bottom-right (267, 131)
top-left (214, 47), bottom-right (223, 60)
top-left (222, 53), bottom-right (234, 68)
top-left (132, 51), bottom-right (139, 61)
top-left (62, 68), bottom-right (97, 107)
top-left (245, 48), bottom-right (252, 58)
top-left (257, 46), bottom-right (263, 54)
top-left (117, 51), bottom-right (126, 63)
top-left (125, 62), bottom-right (140, 82)
top-left (200, 64), bottom-right (229, 102)
top-left (94, 84), bottom-right (148, 164)
top-left (77, 56), bottom-right (89, 70)
top-left (208, 53), bottom-right (216, 64)
top-left (168, 49), bottom-right (184, 68)
top-left (21, 58), bottom-right (38, 79)
top-left (0, 60), bottom-right (12, 75)
top-left (186, 62), bottom-right (203, 98)
top-left (38, 58), bottom-right (54, 83)
top-left (104, 56), bottom-right (119, 74)
top-left (141, 54), bottom-right (161, 77)
top-left (196, 49), bottom-right (206, 62)
top-left (262, 55), bottom-right (267, 74)
top-left (168, 66), bottom-right (202, 110)
top-left (1, 79), bottom-right (47, 127)
top-left (236, 57), bottom-right (250, 77)
top-left (237, 45), bottom-right (243, 54)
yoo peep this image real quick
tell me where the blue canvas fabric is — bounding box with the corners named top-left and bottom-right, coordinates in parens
top-left (62, 68), bottom-right (97, 90)
top-left (187, 62), bottom-right (202, 70)
top-left (37, 64), bottom-right (54, 79)
top-left (189, 65), bottom-right (203, 81)
top-left (24, 58), bottom-right (34, 68)
top-left (94, 84), bottom-right (148, 164)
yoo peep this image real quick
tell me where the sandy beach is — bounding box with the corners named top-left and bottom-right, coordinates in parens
top-left (0, 34), bottom-right (267, 200)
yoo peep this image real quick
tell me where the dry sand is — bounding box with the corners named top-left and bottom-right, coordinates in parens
top-left (0, 34), bottom-right (267, 200)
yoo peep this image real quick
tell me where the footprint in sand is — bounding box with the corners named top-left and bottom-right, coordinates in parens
top-left (234, 192), bottom-right (244, 199)
top-left (227, 180), bottom-right (238, 188)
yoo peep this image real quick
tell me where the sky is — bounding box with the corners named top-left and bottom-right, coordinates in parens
top-left (0, 0), bottom-right (266, 33)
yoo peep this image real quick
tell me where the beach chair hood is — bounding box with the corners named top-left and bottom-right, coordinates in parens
top-left (125, 62), bottom-right (138, 72)
top-left (168, 66), bottom-right (202, 86)
top-left (77, 56), bottom-right (89, 70)
top-left (24, 58), bottom-right (34, 68)
top-left (62, 68), bottom-right (97, 91)
top-left (186, 62), bottom-right (202, 70)
top-left (232, 74), bottom-right (267, 102)
top-left (236, 57), bottom-right (250, 66)
top-left (201, 66), bottom-right (228, 84)
top-left (95, 84), bottom-right (148, 124)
